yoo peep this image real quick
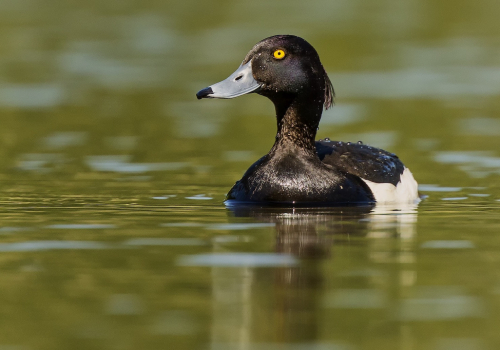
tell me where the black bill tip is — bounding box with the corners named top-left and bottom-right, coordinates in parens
top-left (196, 87), bottom-right (213, 100)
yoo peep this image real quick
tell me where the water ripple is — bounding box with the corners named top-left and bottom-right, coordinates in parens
top-left (421, 240), bottom-right (475, 249)
top-left (124, 238), bottom-right (207, 246)
top-left (177, 253), bottom-right (298, 267)
top-left (0, 241), bottom-right (108, 252)
top-left (206, 223), bottom-right (275, 230)
top-left (45, 224), bottom-right (115, 229)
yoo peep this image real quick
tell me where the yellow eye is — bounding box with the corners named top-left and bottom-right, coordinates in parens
top-left (273, 49), bottom-right (286, 59)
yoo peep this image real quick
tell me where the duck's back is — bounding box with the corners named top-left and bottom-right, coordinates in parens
top-left (316, 140), bottom-right (419, 203)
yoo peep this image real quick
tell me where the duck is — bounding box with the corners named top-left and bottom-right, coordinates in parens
top-left (196, 35), bottom-right (419, 205)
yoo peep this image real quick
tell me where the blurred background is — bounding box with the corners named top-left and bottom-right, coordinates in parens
top-left (0, 0), bottom-right (500, 349)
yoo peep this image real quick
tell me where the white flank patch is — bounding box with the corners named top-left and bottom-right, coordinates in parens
top-left (361, 168), bottom-right (419, 203)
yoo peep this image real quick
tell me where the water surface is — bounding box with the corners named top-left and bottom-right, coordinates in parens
top-left (1, 0), bottom-right (500, 349)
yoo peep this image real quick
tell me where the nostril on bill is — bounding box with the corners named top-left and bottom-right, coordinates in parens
top-left (235, 75), bottom-right (243, 81)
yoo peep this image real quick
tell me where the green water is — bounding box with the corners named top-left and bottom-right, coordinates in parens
top-left (1, 0), bottom-right (500, 349)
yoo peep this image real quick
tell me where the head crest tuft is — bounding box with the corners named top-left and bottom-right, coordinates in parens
top-left (323, 67), bottom-right (335, 110)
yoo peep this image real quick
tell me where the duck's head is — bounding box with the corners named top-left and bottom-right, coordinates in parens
top-left (196, 35), bottom-right (334, 110)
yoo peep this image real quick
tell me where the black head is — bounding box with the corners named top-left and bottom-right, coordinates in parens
top-left (196, 35), bottom-right (334, 110)
top-left (245, 35), bottom-right (334, 109)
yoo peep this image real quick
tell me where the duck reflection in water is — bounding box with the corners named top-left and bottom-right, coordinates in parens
top-left (210, 204), bottom-right (418, 347)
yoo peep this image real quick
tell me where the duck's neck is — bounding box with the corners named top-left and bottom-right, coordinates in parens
top-left (270, 93), bottom-right (323, 155)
